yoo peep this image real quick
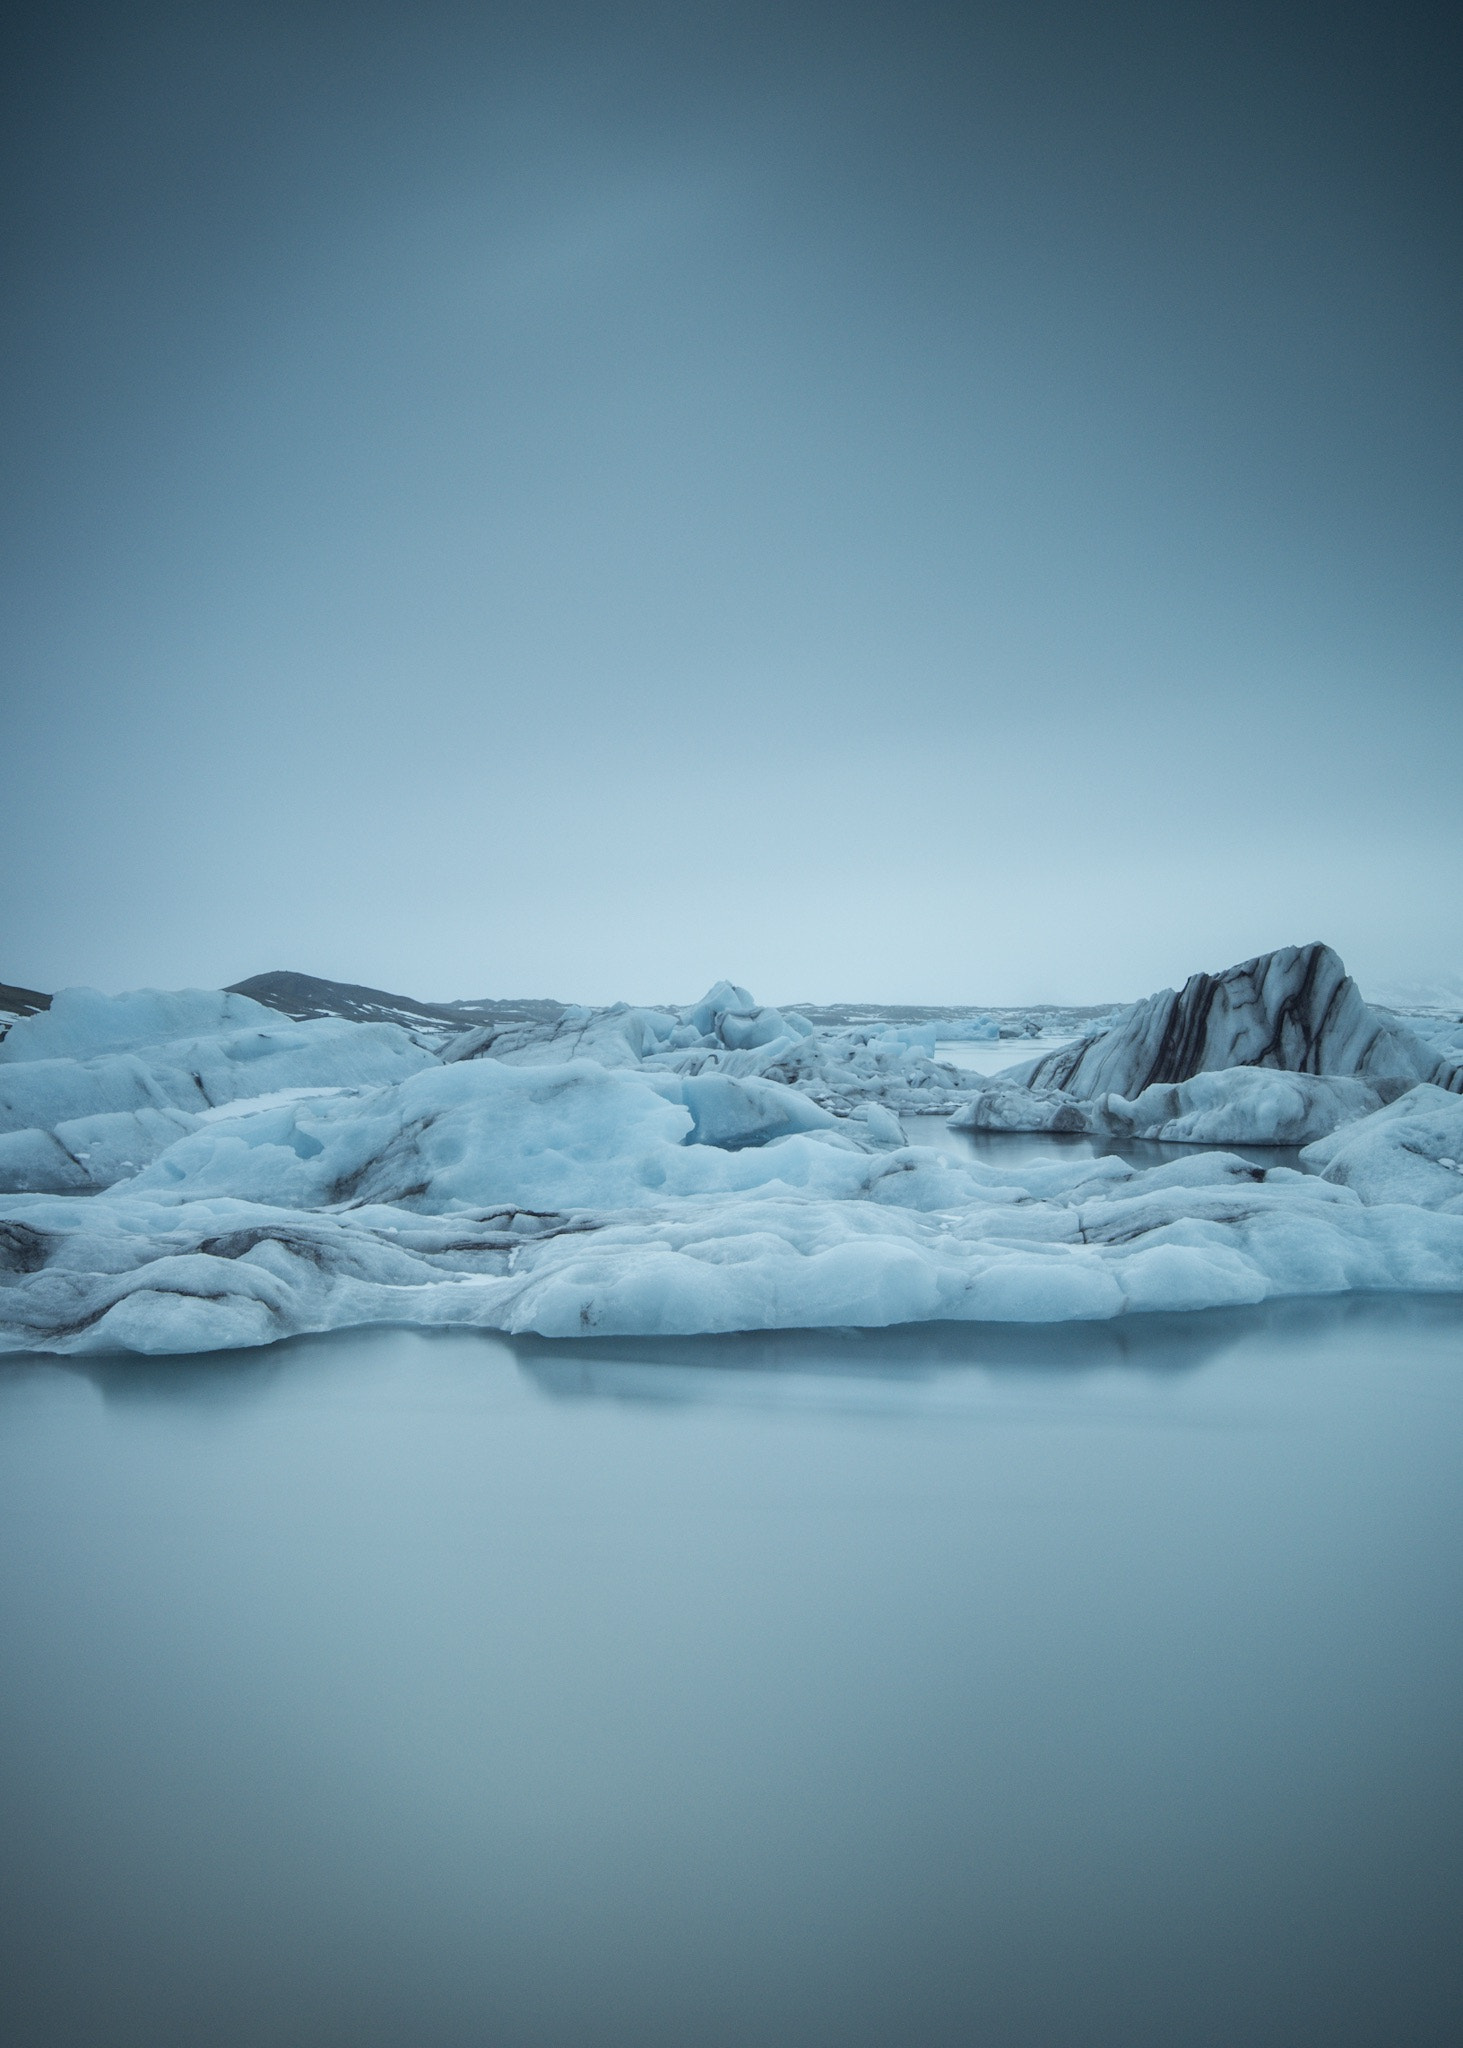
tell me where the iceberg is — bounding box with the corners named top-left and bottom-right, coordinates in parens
top-left (435, 983), bottom-right (977, 1115)
top-left (950, 945), bottom-right (1461, 1144)
top-left (0, 986), bottom-right (279, 1062)
top-left (1018, 943), bottom-right (1460, 1099)
top-left (0, 1105), bottom-right (197, 1192)
top-left (950, 1086), bottom-right (1100, 1135)
top-left (1100, 1070), bottom-right (1392, 1146)
top-left (2, 966), bottom-right (1462, 1357)
top-left (935, 1016), bottom-right (1001, 1042)
top-left (0, 988), bottom-right (434, 1121)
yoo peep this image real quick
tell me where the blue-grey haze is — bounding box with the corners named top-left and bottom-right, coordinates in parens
top-left (2, 2), bottom-right (1459, 1003)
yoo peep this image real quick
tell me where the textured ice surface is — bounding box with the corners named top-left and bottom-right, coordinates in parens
top-left (1102, 1070), bottom-right (1391, 1145)
top-left (952, 944), bottom-right (1460, 1141)
top-left (0, 987), bottom-right (280, 1062)
top-left (3, 977), bottom-right (1462, 1355)
top-left (1018, 944), bottom-right (1460, 1099)
top-left (4, 1128), bottom-right (1461, 1354)
top-left (0, 989), bottom-right (434, 1176)
top-left (439, 983), bottom-right (980, 1114)
top-left (952, 1068), bottom-right (1393, 1146)
top-left (932, 1016), bottom-right (1001, 1042)
top-left (1301, 1086), bottom-right (1463, 1212)
top-left (0, 1106), bottom-right (197, 1192)
top-left (950, 1085), bottom-right (1101, 1135)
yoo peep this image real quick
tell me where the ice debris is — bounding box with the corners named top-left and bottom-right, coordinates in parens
top-left (951, 1068), bottom-right (1398, 1147)
top-left (1, 964), bottom-right (1461, 1355)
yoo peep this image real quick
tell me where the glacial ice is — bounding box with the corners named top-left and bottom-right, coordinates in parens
top-left (0, 1106), bottom-right (197, 1193)
top-left (4, 1108), bottom-right (1461, 1353)
top-left (1, 966), bottom-right (1461, 1356)
top-left (932, 1016), bottom-right (1002, 1043)
top-left (951, 944), bottom-right (1460, 1144)
top-left (0, 986), bottom-right (281, 1062)
top-left (950, 1085), bottom-right (1100, 1136)
top-left (1017, 943), bottom-right (1460, 1099)
top-left (1301, 1086), bottom-right (1463, 1212)
top-left (0, 991), bottom-right (433, 1131)
top-left (951, 1068), bottom-right (1393, 1146)
top-left (440, 987), bottom-right (969, 1111)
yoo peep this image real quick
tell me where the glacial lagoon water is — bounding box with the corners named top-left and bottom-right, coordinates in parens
top-left (3, 1274), bottom-right (1463, 2048)
top-left (904, 1109), bottom-right (1306, 1176)
top-left (934, 1036), bottom-right (1063, 1075)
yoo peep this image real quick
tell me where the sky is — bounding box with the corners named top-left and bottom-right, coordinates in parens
top-left (2, 0), bottom-right (1459, 1007)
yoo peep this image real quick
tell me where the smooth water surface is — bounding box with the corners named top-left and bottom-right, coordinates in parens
top-left (902, 1111), bottom-right (1304, 1176)
top-left (3, 1299), bottom-right (1463, 2047)
top-left (936, 1038), bottom-right (1066, 1075)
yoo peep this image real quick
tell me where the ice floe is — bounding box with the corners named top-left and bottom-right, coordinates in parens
top-left (2, 960), bottom-right (1461, 1355)
top-left (951, 1068), bottom-right (1398, 1146)
top-left (1300, 1085), bottom-right (1463, 1212)
top-left (3, 1116), bottom-right (1461, 1353)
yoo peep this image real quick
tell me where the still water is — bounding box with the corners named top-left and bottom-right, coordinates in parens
top-left (3, 1295), bottom-right (1463, 2047)
top-left (935, 1037), bottom-right (1064, 1075)
top-left (903, 1110), bottom-right (1305, 1176)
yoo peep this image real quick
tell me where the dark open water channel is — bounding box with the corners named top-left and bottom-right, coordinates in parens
top-left (3, 1291), bottom-right (1463, 2046)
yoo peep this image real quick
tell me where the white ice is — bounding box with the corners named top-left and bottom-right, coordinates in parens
top-left (1301, 1086), bottom-right (1463, 1211)
top-left (951, 1067), bottom-right (1396, 1145)
top-left (3, 975), bottom-right (1462, 1356)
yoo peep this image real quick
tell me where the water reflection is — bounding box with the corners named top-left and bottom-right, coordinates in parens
top-left (512, 1293), bottom-right (1463, 1413)
top-left (902, 1111), bottom-right (1303, 1174)
top-left (12, 1291), bottom-right (1458, 1422)
top-left (7, 1290), bottom-right (1460, 1423)
top-left (935, 1038), bottom-right (1076, 1076)
top-left (1, 1299), bottom-right (1462, 2048)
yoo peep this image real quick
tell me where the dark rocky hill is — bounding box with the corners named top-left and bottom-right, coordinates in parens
top-left (226, 970), bottom-right (564, 1033)
top-left (0, 981), bottom-right (52, 1017)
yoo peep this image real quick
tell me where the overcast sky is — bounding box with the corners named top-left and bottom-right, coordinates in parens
top-left (3, 1), bottom-right (1459, 1005)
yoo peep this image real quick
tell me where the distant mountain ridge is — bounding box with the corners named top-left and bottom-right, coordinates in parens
top-left (225, 971), bottom-right (565, 1033)
top-left (0, 982), bottom-right (52, 1018)
top-left (4, 969), bottom-right (1080, 1037)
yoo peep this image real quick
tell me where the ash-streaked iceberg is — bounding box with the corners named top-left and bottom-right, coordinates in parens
top-left (1020, 943), bottom-right (1459, 1097)
top-left (950, 944), bottom-right (1461, 1144)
